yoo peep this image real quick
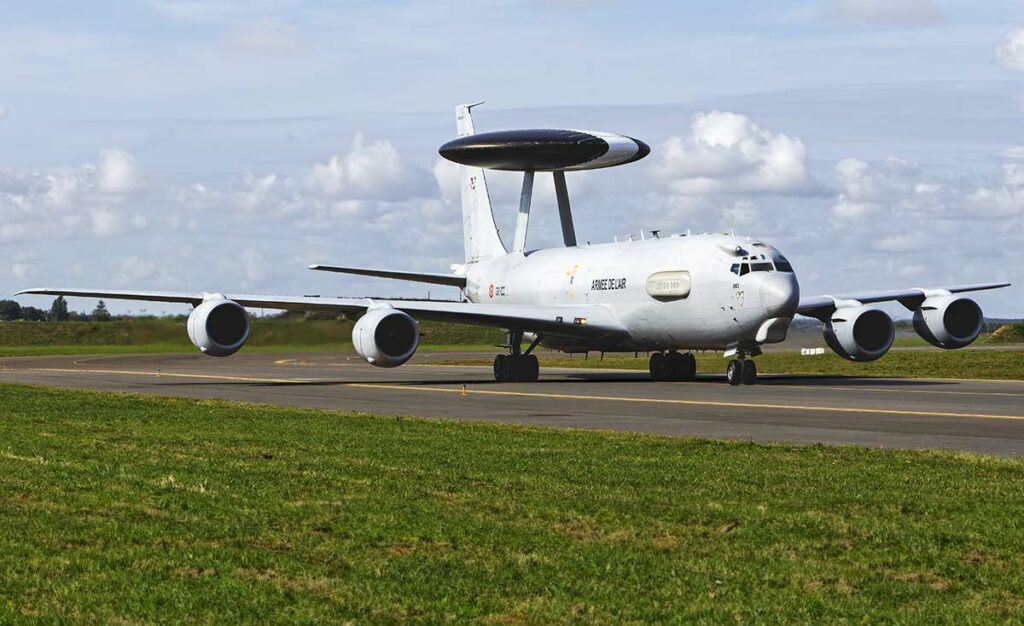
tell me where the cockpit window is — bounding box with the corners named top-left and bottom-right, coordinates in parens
top-left (730, 263), bottom-right (740, 275)
top-left (739, 263), bottom-right (750, 276)
top-left (774, 258), bottom-right (794, 272)
top-left (750, 262), bottom-right (773, 272)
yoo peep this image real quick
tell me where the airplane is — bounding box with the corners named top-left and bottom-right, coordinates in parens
top-left (18, 103), bottom-right (1011, 386)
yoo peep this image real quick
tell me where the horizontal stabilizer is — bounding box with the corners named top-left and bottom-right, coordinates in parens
top-left (308, 264), bottom-right (466, 288)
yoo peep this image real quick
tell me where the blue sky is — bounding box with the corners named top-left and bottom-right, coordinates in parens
top-left (2, 0), bottom-right (1023, 316)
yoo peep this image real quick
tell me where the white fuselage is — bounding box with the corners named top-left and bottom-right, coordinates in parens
top-left (463, 233), bottom-right (800, 352)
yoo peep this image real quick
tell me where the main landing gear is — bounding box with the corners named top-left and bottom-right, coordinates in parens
top-left (648, 351), bottom-right (697, 382)
top-left (493, 330), bottom-right (540, 382)
top-left (726, 357), bottom-right (757, 386)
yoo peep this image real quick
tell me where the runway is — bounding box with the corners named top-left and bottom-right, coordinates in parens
top-left (3, 351), bottom-right (1024, 456)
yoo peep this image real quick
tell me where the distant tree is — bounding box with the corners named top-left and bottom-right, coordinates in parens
top-left (20, 306), bottom-right (48, 321)
top-left (91, 300), bottom-right (111, 322)
top-left (49, 296), bottom-right (69, 322)
top-left (0, 299), bottom-right (21, 321)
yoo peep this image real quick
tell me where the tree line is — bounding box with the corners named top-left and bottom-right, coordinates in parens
top-left (0, 297), bottom-right (111, 322)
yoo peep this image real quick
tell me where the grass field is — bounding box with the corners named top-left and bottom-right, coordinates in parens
top-left (438, 349), bottom-right (1024, 381)
top-left (0, 318), bottom-right (504, 357)
top-left (3, 383), bottom-right (1024, 624)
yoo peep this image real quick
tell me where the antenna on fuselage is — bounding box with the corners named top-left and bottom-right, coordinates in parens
top-left (438, 119), bottom-right (650, 253)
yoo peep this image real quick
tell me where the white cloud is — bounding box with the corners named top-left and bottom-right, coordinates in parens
top-left (433, 158), bottom-right (461, 205)
top-left (1000, 145), bottom-right (1024, 160)
top-left (177, 133), bottom-right (434, 225)
top-left (652, 111), bottom-right (808, 196)
top-left (221, 17), bottom-right (300, 56)
top-left (996, 27), bottom-right (1024, 73)
top-left (148, 0), bottom-right (297, 24)
top-left (0, 149), bottom-right (145, 243)
top-left (97, 149), bottom-right (139, 195)
top-left (303, 133), bottom-right (422, 200)
top-left (90, 207), bottom-right (123, 237)
top-left (113, 256), bottom-right (158, 285)
top-left (829, 152), bottom-right (1023, 269)
top-left (830, 0), bottom-right (943, 26)
top-left (10, 251), bottom-right (35, 281)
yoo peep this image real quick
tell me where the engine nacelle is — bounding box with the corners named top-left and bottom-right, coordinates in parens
top-left (913, 295), bottom-right (983, 349)
top-left (187, 297), bottom-right (250, 357)
top-left (352, 307), bottom-right (419, 367)
top-left (823, 305), bottom-right (894, 362)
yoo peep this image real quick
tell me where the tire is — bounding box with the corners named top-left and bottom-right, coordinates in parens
top-left (524, 354), bottom-right (539, 382)
top-left (649, 353), bottom-right (666, 381)
top-left (493, 354), bottom-right (509, 382)
top-left (665, 351), bottom-right (685, 381)
top-left (726, 359), bottom-right (742, 386)
top-left (681, 353), bottom-right (697, 382)
top-left (742, 360), bottom-right (757, 385)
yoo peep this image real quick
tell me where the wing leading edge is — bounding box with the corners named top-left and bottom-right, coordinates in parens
top-left (16, 287), bottom-right (627, 340)
top-left (797, 282), bottom-right (1010, 320)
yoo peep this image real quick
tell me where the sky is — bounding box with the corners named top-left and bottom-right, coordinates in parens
top-left (1, 0), bottom-right (1023, 317)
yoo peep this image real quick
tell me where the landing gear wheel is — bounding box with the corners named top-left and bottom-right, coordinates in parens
top-left (493, 354), bottom-right (510, 382)
top-left (726, 359), bottom-right (743, 386)
top-left (494, 354), bottom-right (539, 382)
top-left (515, 354), bottom-right (539, 382)
top-left (665, 352), bottom-right (684, 381)
top-left (649, 352), bottom-right (668, 381)
top-left (680, 353), bottom-right (697, 382)
top-left (742, 359), bottom-right (757, 385)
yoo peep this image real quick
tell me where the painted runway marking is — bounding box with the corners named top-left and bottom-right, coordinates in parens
top-left (14, 367), bottom-right (306, 385)
top-left (346, 383), bottom-right (1024, 422)
top-left (10, 366), bottom-right (1024, 422)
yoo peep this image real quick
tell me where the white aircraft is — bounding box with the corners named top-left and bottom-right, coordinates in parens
top-left (18, 104), bottom-right (1010, 385)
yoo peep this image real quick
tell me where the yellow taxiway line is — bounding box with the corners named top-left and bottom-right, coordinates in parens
top-left (6, 366), bottom-right (1024, 422)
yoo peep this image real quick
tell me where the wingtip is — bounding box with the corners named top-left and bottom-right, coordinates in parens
top-left (307, 264), bottom-right (320, 270)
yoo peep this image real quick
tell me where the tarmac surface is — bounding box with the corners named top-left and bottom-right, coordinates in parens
top-left (3, 350), bottom-right (1024, 456)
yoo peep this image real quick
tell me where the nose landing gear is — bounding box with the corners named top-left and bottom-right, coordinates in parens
top-left (649, 351), bottom-right (697, 381)
top-left (726, 357), bottom-right (757, 385)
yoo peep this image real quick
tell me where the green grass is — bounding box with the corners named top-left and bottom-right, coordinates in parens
top-left (988, 322), bottom-right (1024, 344)
top-left (439, 349), bottom-right (1024, 381)
top-left (3, 383), bottom-right (1024, 624)
top-left (0, 319), bottom-right (504, 357)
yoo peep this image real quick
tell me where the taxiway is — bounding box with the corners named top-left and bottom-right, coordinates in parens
top-left (2, 351), bottom-right (1023, 456)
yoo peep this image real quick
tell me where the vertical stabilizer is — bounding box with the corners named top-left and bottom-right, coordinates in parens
top-left (455, 103), bottom-right (506, 263)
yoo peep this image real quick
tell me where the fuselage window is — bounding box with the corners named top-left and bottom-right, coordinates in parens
top-left (774, 258), bottom-right (794, 272)
top-left (751, 262), bottom-right (773, 272)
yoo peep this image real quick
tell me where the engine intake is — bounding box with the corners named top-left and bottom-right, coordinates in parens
top-left (823, 305), bottom-right (894, 362)
top-left (352, 307), bottom-right (419, 367)
top-left (913, 295), bottom-right (983, 349)
top-left (187, 297), bottom-right (250, 357)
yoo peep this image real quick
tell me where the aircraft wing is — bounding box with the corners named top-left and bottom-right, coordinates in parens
top-left (307, 264), bottom-right (467, 288)
top-left (17, 287), bottom-right (627, 339)
top-left (797, 282), bottom-right (1010, 320)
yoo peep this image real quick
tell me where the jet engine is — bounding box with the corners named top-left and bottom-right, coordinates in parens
top-left (187, 297), bottom-right (250, 357)
top-left (352, 307), bottom-right (420, 367)
top-left (822, 305), bottom-right (895, 362)
top-left (913, 295), bottom-right (984, 349)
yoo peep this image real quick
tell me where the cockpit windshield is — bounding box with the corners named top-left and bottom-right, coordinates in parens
top-left (729, 255), bottom-right (795, 275)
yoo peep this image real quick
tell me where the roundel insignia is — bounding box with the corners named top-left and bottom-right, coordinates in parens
top-left (488, 284), bottom-right (494, 299)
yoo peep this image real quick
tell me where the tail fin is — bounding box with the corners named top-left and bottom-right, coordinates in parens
top-left (455, 103), bottom-right (506, 263)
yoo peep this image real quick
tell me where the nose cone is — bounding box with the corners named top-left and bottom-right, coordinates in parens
top-left (760, 272), bottom-right (799, 318)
